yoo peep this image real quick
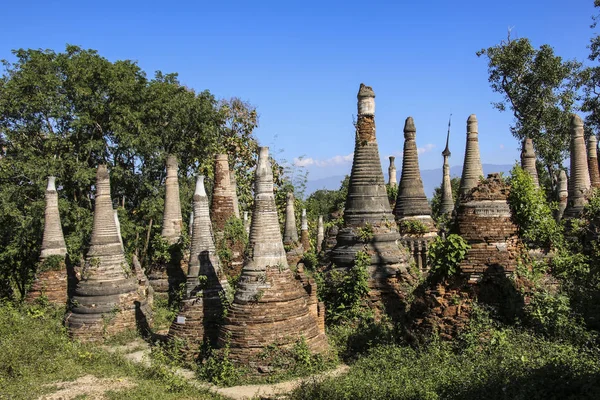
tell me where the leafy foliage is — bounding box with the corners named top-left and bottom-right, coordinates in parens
top-left (398, 219), bottom-right (428, 235)
top-left (431, 177), bottom-right (460, 222)
top-left (427, 234), bottom-right (470, 277)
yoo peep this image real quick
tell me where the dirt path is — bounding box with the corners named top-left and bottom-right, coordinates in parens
top-left (39, 375), bottom-right (135, 400)
top-left (106, 339), bottom-right (349, 399)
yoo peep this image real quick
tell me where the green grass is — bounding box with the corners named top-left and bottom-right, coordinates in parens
top-left (0, 301), bottom-right (222, 400)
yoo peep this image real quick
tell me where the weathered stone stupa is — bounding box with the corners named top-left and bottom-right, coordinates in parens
top-left (317, 215), bottom-right (325, 253)
top-left (230, 170), bottom-right (241, 218)
top-left (27, 176), bottom-right (70, 305)
top-left (283, 192), bottom-right (299, 245)
top-left (169, 176), bottom-right (229, 350)
top-left (388, 156), bottom-right (397, 187)
top-left (300, 209), bottom-right (310, 251)
top-left (114, 210), bottom-right (124, 251)
top-left (161, 154), bottom-right (183, 244)
top-left (440, 121), bottom-right (454, 217)
top-left (243, 211), bottom-right (250, 236)
top-left (211, 154), bottom-right (244, 276)
top-left (520, 138), bottom-right (539, 188)
top-left (218, 147), bottom-right (327, 368)
top-left (66, 165), bottom-right (150, 341)
top-left (455, 173), bottom-right (520, 283)
top-left (393, 117), bottom-right (437, 270)
top-left (564, 115), bottom-right (592, 219)
top-left (556, 170), bottom-right (568, 221)
top-left (458, 115), bottom-right (484, 199)
top-left (588, 135), bottom-right (600, 189)
top-left (330, 84), bottom-right (411, 313)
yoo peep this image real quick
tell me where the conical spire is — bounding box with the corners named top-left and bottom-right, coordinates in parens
top-left (458, 114), bottom-right (484, 198)
top-left (67, 165), bottom-right (145, 341)
top-left (218, 147), bottom-right (327, 366)
top-left (230, 170), bottom-right (241, 218)
top-left (40, 176), bottom-right (67, 260)
top-left (283, 192), bottom-right (299, 245)
top-left (300, 208), bottom-right (310, 251)
top-left (317, 215), bottom-right (324, 253)
top-left (161, 154), bottom-right (183, 244)
top-left (394, 117), bottom-right (432, 219)
top-left (565, 115), bottom-right (592, 218)
top-left (388, 156), bottom-right (397, 187)
top-left (520, 138), bottom-right (539, 188)
top-left (588, 135), bottom-right (600, 189)
top-left (440, 117), bottom-right (454, 217)
top-left (557, 170), bottom-right (568, 221)
top-left (211, 154), bottom-right (236, 232)
top-left (331, 83), bottom-right (409, 272)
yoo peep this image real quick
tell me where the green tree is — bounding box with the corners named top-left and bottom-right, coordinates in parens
top-left (477, 34), bottom-right (580, 184)
top-left (580, 1), bottom-right (600, 135)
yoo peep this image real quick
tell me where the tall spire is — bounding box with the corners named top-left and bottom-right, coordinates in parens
top-left (458, 114), bottom-right (484, 198)
top-left (588, 135), bottom-right (600, 189)
top-left (66, 165), bottom-right (148, 341)
top-left (393, 117), bottom-right (433, 220)
top-left (388, 156), bottom-right (397, 187)
top-left (40, 176), bottom-right (67, 260)
top-left (300, 208), bottom-right (310, 251)
top-left (316, 215), bottom-right (325, 253)
top-left (565, 114), bottom-right (591, 218)
top-left (219, 147), bottom-right (327, 367)
top-left (211, 154), bottom-right (236, 232)
top-left (520, 138), bottom-right (539, 188)
top-left (229, 170), bottom-right (241, 218)
top-left (556, 170), bottom-right (568, 221)
top-left (440, 116), bottom-right (454, 217)
top-left (161, 154), bottom-right (183, 244)
top-left (283, 192), bottom-right (299, 245)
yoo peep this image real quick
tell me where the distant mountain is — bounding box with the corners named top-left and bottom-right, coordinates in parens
top-left (304, 164), bottom-right (513, 198)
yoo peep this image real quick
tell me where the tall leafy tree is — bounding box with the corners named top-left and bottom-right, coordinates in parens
top-left (581, 1), bottom-right (600, 135)
top-left (477, 34), bottom-right (580, 184)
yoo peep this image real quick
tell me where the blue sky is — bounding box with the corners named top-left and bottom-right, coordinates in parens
top-left (0, 0), bottom-right (597, 181)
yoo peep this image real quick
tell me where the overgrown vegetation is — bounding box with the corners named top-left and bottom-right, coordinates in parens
top-left (427, 234), bottom-right (470, 278)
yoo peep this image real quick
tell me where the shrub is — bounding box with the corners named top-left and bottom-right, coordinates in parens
top-left (398, 219), bottom-right (428, 235)
top-left (427, 234), bottom-right (470, 277)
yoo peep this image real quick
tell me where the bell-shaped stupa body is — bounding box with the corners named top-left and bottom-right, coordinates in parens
top-left (440, 126), bottom-right (454, 217)
top-left (588, 135), bottom-right (600, 189)
top-left (27, 176), bottom-right (69, 305)
top-left (211, 154), bottom-right (236, 232)
top-left (458, 115), bottom-right (484, 199)
top-left (66, 165), bottom-right (149, 342)
top-left (169, 176), bottom-right (229, 350)
top-left (556, 170), bottom-right (568, 221)
top-left (388, 156), bottom-right (397, 187)
top-left (317, 215), bottom-right (325, 253)
top-left (218, 147), bottom-right (327, 367)
top-left (161, 154), bottom-right (183, 244)
top-left (229, 170), bottom-right (241, 219)
top-left (40, 176), bottom-right (68, 260)
top-left (565, 115), bottom-right (592, 218)
top-left (330, 84), bottom-right (410, 312)
top-left (394, 117), bottom-right (434, 224)
top-left (520, 138), bottom-right (539, 188)
top-left (283, 192), bottom-right (299, 245)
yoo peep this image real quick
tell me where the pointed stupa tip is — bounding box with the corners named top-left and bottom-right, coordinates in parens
top-left (357, 83), bottom-right (375, 98)
top-left (47, 176), bottom-right (57, 191)
top-left (195, 175), bottom-right (206, 197)
top-left (467, 114), bottom-right (478, 132)
top-left (403, 116), bottom-right (416, 134)
top-left (357, 83), bottom-right (375, 116)
top-left (96, 164), bottom-right (110, 195)
top-left (442, 123), bottom-right (451, 157)
top-left (389, 155), bottom-right (395, 164)
top-left (571, 113), bottom-right (584, 128)
top-left (523, 138), bottom-right (535, 154)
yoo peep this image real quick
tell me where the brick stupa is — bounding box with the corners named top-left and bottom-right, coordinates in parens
top-left (27, 176), bottom-right (70, 305)
top-left (458, 115), bottom-right (484, 199)
top-left (394, 117), bottom-right (437, 270)
top-left (169, 176), bottom-right (229, 351)
top-left (230, 170), bottom-right (241, 219)
top-left (588, 135), bottom-right (600, 189)
top-left (330, 84), bottom-right (411, 312)
top-left (66, 165), bottom-right (150, 341)
top-left (440, 121), bottom-right (454, 217)
top-left (283, 192), bottom-right (304, 265)
top-left (520, 138), bottom-right (539, 188)
top-left (300, 209), bottom-right (310, 251)
top-left (218, 147), bottom-right (327, 368)
top-left (455, 173), bottom-right (520, 283)
top-left (564, 115), bottom-right (592, 219)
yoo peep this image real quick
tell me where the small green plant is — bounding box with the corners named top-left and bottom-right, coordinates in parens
top-left (37, 255), bottom-right (65, 273)
top-left (427, 234), bottom-right (470, 277)
top-left (300, 251), bottom-right (319, 270)
top-left (197, 338), bottom-right (241, 386)
top-left (398, 219), bottom-right (428, 235)
top-left (149, 233), bottom-right (171, 264)
top-left (356, 223), bottom-right (374, 243)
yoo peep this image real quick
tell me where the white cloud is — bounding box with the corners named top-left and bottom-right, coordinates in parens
top-left (417, 143), bottom-right (435, 155)
top-left (294, 153), bottom-right (354, 168)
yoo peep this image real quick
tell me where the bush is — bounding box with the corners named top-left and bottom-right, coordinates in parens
top-left (427, 234), bottom-right (470, 277)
